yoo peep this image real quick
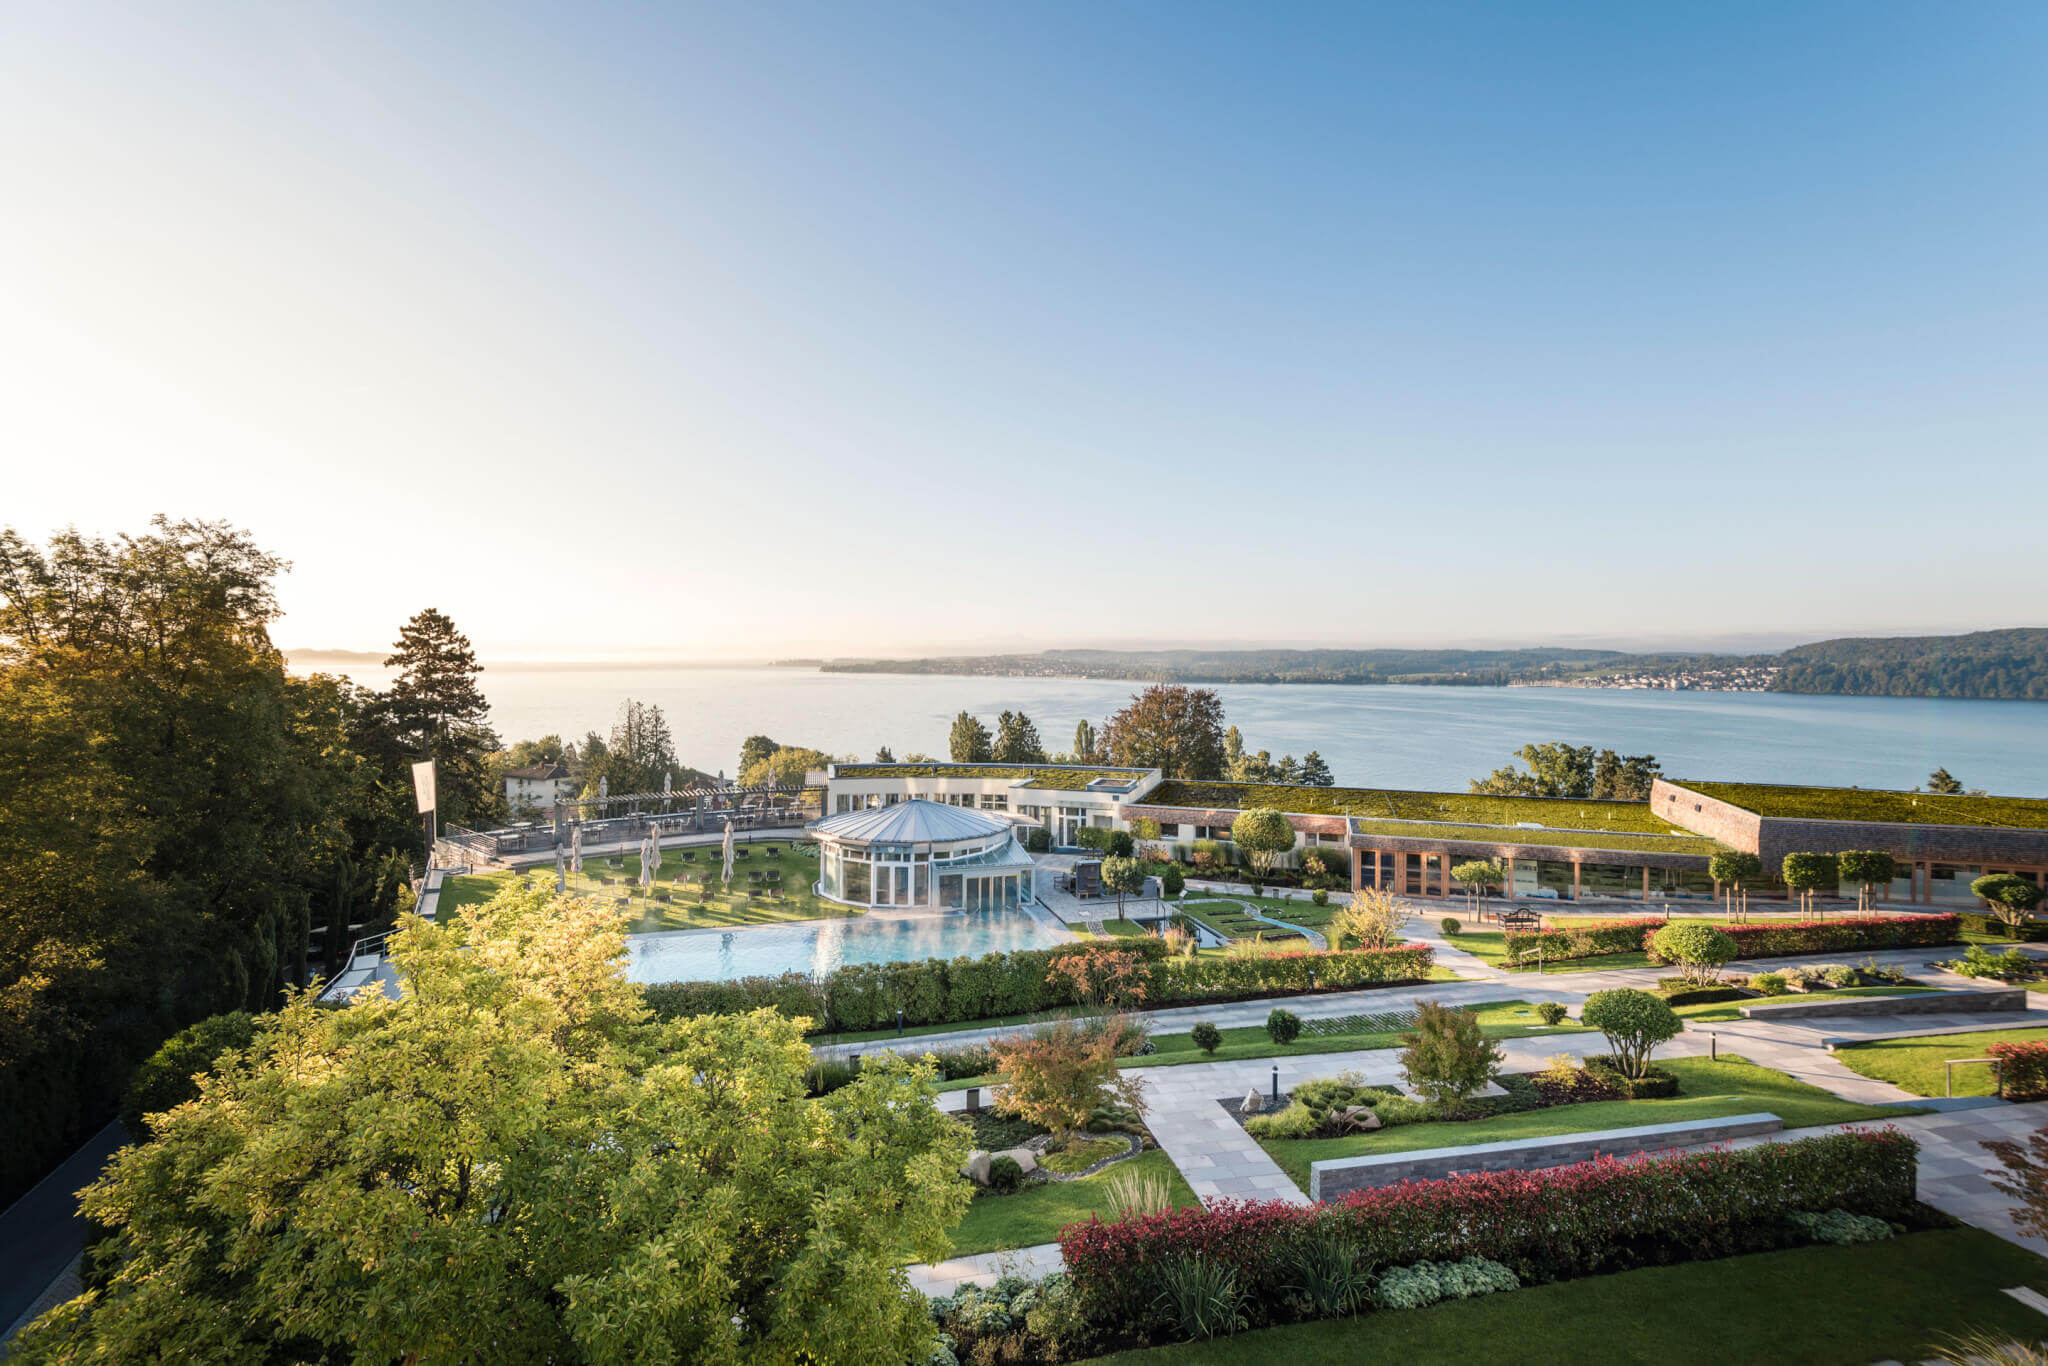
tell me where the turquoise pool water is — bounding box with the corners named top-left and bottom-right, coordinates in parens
top-left (625, 906), bottom-right (1070, 982)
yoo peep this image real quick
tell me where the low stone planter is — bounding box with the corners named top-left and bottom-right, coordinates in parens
top-left (1741, 987), bottom-right (2026, 1020)
top-left (1024, 1132), bottom-right (1140, 1182)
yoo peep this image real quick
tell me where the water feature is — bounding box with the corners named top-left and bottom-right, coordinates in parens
top-left (624, 904), bottom-right (1069, 982)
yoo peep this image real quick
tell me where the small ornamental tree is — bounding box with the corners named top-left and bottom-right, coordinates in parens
top-left (1047, 946), bottom-right (1151, 1011)
top-left (1973, 873), bottom-right (2047, 939)
top-left (1331, 887), bottom-right (1411, 952)
top-left (1983, 1125), bottom-right (2048, 1240)
top-left (1580, 988), bottom-right (1681, 1080)
top-left (1398, 1000), bottom-right (1504, 1108)
top-left (1648, 922), bottom-right (1738, 986)
top-left (1100, 855), bottom-right (1145, 918)
top-left (1781, 852), bottom-right (1839, 916)
top-left (1159, 864), bottom-right (1185, 900)
top-left (1190, 1022), bottom-right (1222, 1055)
top-left (1708, 850), bottom-right (1765, 916)
top-left (1449, 861), bottom-right (1504, 911)
top-left (1837, 850), bottom-right (1897, 913)
top-left (1230, 808), bottom-right (1296, 880)
top-left (991, 1016), bottom-right (1149, 1149)
top-left (1105, 830), bottom-right (1136, 859)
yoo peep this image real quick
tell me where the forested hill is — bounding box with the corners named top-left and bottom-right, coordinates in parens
top-left (1773, 629), bottom-right (2048, 700)
top-left (820, 646), bottom-right (1650, 686)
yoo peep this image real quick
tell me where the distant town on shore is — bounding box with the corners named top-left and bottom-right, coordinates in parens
top-left (794, 627), bottom-right (2048, 701)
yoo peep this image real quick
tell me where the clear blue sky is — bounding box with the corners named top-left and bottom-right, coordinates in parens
top-left (4, 2), bottom-right (2044, 657)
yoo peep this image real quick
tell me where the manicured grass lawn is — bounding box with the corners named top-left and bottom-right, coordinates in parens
top-left (1671, 985), bottom-right (1940, 1022)
top-left (1128, 1000), bottom-right (1589, 1069)
top-left (441, 840), bottom-right (847, 932)
top-left (1254, 1055), bottom-right (1922, 1191)
top-left (1080, 1227), bottom-right (2048, 1366)
top-left (1835, 1026), bottom-right (2048, 1097)
top-left (1444, 930), bottom-right (1656, 974)
top-left (943, 1150), bottom-right (1198, 1257)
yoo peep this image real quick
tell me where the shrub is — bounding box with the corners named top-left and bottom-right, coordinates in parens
top-left (1648, 913), bottom-right (1960, 962)
top-left (1148, 1254), bottom-right (1245, 1341)
top-left (1534, 1001), bottom-right (1569, 1025)
top-left (1788, 1207), bottom-right (1893, 1245)
top-left (1278, 1232), bottom-right (1373, 1318)
top-left (1311, 889), bottom-right (1329, 908)
top-left (1061, 1130), bottom-right (1918, 1340)
top-left (1398, 1000), bottom-right (1505, 1107)
top-left (119, 1011), bottom-right (257, 1141)
top-left (1190, 1021), bottom-right (1222, 1055)
top-left (992, 1015), bottom-right (1149, 1143)
top-left (1582, 1055), bottom-right (1680, 1098)
top-left (1505, 917), bottom-right (1663, 963)
top-left (1265, 1008), bottom-right (1303, 1045)
top-left (1657, 983), bottom-right (1750, 1007)
top-left (1988, 1041), bottom-right (2048, 1100)
top-left (1376, 1257), bottom-right (1518, 1310)
top-left (1245, 1101), bottom-right (1321, 1140)
top-left (986, 1156), bottom-right (1025, 1194)
top-left (1024, 826), bottom-right (1052, 854)
top-left (1440, 917), bottom-right (1461, 936)
top-left (1106, 830), bottom-right (1136, 859)
top-left (1579, 989), bottom-right (1680, 1079)
top-left (1648, 922), bottom-right (1738, 985)
top-left (1753, 972), bottom-right (1789, 996)
top-left (1533, 1053), bottom-right (1621, 1104)
top-left (1160, 864), bottom-right (1185, 899)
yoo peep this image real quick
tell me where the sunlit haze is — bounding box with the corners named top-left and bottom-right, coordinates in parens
top-left (5, 3), bottom-right (2046, 659)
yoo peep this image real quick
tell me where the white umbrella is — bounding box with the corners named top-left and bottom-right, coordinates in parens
top-left (721, 818), bottom-right (736, 887)
top-left (639, 830), bottom-right (658, 890)
top-left (570, 823), bottom-right (583, 875)
top-left (555, 845), bottom-right (567, 893)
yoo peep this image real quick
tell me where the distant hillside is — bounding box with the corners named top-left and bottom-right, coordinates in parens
top-left (1772, 629), bottom-right (2048, 701)
top-left (820, 646), bottom-right (1651, 686)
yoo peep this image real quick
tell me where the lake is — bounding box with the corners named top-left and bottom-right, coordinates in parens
top-left (312, 665), bottom-right (2048, 798)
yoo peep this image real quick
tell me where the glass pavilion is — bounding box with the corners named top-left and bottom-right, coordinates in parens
top-left (812, 800), bottom-right (1037, 910)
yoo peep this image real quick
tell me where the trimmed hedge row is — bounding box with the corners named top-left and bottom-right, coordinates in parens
top-left (1988, 1041), bottom-right (2048, 1100)
top-left (1647, 913), bottom-right (1960, 961)
top-left (641, 939), bottom-right (1435, 1034)
top-left (1960, 911), bottom-right (2048, 942)
top-left (1059, 1128), bottom-right (1918, 1339)
top-left (1503, 918), bottom-right (1662, 962)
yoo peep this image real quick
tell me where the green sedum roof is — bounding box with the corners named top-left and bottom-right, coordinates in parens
top-left (1677, 781), bottom-right (2048, 831)
top-left (832, 763), bottom-right (1148, 791)
top-left (1137, 780), bottom-right (1689, 835)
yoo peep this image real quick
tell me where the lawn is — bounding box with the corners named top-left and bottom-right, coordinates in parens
top-left (439, 839), bottom-right (848, 932)
top-left (1127, 1000), bottom-right (1589, 1069)
top-left (1835, 1026), bottom-right (2048, 1097)
top-left (1443, 929), bottom-right (1655, 974)
top-left (1254, 1055), bottom-right (1921, 1191)
top-left (1080, 1227), bottom-right (2048, 1366)
top-left (943, 1150), bottom-right (1198, 1257)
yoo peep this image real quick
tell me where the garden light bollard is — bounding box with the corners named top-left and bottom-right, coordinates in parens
top-left (897, 1008), bottom-right (904, 1037)
top-left (1271, 1065), bottom-right (1280, 1105)
top-left (965, 1086), bottom-right (980, 1111)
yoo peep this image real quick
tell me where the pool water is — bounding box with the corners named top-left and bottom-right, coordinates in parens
top-left (625, 906), bottom-right (1071, 982)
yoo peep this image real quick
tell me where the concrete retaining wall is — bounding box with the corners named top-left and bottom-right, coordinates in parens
top-left (1306, 1112), bottom-right (1784, 1202)
top-left (1739, 987), bottom-right (2028, 1020)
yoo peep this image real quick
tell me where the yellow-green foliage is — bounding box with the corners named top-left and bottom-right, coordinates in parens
top-left (1681, 781), bottom-right (2048, 831)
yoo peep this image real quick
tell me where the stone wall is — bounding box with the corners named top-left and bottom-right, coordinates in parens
top-left (1741, 987), bottom-right (2028, 1020)
top-left (1306, 1113), bottom-right (1785, 1201)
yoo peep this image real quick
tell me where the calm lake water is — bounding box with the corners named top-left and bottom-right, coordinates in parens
top-left (317, 666), bottom-right (2048, 798)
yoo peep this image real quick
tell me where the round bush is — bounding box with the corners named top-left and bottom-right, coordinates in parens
top-left (1649, 921), bottom-right (1738, 984)
top-left (1312, 889), bottom-right (1330, 907)
top-left (121, 1011), bottom-right (257, 1140)
top-left (1160, 864), bottom-right (1185, 899)
top-left (1753, 971), bottom-right (1789, 996)
top-left (1580, 988), bottom-right (1681, 1079)
top-left (987, 1156), bottom-right (1024, 1194)
top-left (1190, 1021), bottom-right (1223, 1055)
top-left (1105, 830), bottom-right (1135, 859)
top-left (1265, 1008), bottom-right (1303, 1045)
top-left (1534, 1001), bottom-right (1569, 1026)
top-left (1440, 917), bottom-right (1462, 936)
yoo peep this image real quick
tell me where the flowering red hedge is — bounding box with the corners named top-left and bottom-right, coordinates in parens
top-left (1643, 913), bottom-right (1959, 962)
top-left (1059, 1128), bottom-right (1917, 1336)
top-left (1988, 1041), bottom-right (2048, 1100)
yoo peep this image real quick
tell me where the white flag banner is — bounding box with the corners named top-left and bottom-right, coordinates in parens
top-left (411, 760), bottom-right (437, 814)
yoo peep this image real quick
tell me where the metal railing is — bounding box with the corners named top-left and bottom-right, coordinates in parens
top-left (1946, 1056), bottom-right (2002, 1098)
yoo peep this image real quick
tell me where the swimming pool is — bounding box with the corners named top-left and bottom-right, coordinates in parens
top-left (624, 905), bottom-right (1073, 982)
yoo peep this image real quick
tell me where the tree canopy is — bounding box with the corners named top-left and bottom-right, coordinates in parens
top-left (1229, 807), bottom-right (1296, 876)
top-left (948, 711), bottom-right (993, 763)
top-left (379, 607), bottom-right (500, 826)
top-left (992, 710), bottom-right (1047, 763)
top-left (1469, 743), bottom-right (1660, 800)
top-left (16, 880), bottom-right (970, 1365)
top-left (582, 698), bottom-right (678, 797)
top-left (1098, 685), bottom-right (1226, 779)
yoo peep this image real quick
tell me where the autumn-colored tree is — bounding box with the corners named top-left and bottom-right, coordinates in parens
top-left (1331, 886), bottom-right (1412, 951)
top-left (1097, 685), bottom-right (1227, 779)
top-left (15, 879), bottom-right (969, 1365)
top-left (990, 1015), bottom-right (1149, 1147)
top-left (1983, 1126), bottom-right (2048, 1241)
top-left (1048, 946), bottom-right (1152, 1011)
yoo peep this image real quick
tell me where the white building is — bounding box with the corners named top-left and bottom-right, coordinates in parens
top-left (504, 762), bottom-right (576, 816)
top-left (810, 762), bottom-right (1162, 845)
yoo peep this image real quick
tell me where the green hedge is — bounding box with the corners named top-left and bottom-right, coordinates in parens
top-left (1961, 912), bottom-right (2048, 942)
top-left (1503, 918), bottom-right (1664, 962)
top-left (1684, 914), bottom-right (1960, 960)
top-left (641, 939), bottom-right (1433, 1034)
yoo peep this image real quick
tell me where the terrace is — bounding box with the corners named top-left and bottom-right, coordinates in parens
top-left (830, 762), bottom-right (1154, 792)
top-left (1136, 781), bottom-right (1692, 835)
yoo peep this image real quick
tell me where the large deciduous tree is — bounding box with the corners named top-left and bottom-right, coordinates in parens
top-left (1469, 743), bottom-right (1658, 800)
top-left (0, 518), bottom-right (366, 1205)
top-left (1098, 685), bottom-right (1226, 779)
top-left (739, 745), bottom-right (834, 789)
top-left (16, 880), bottom-right (969, 1365)
top-left (583, 698), bottom-right (677, 796)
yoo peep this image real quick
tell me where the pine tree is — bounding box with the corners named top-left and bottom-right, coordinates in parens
top-left (1298, 751), bottom-right (1334, 786)
top-left (874, 745), bottom-right (895, 763)
top-left (380, 609), bottom-right (498, 824)
top-left (1072, 719), bottom-right (1097, 763)
top-left (948, 711), bottom-right (993, 763)
top-left (1926, 767), bottom-right (1964, 795)
top-left (993, 711), bottom-right (1046, 763)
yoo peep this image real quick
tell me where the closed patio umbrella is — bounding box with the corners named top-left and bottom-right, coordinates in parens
top-left (555, 844), bottom-right (567, 893)
top-left (639, 830), bottom-right (659, 890)
top-left (570, 822), bottom-right (584, 875)
top-left (721, 818), bottom-right (736, 887)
